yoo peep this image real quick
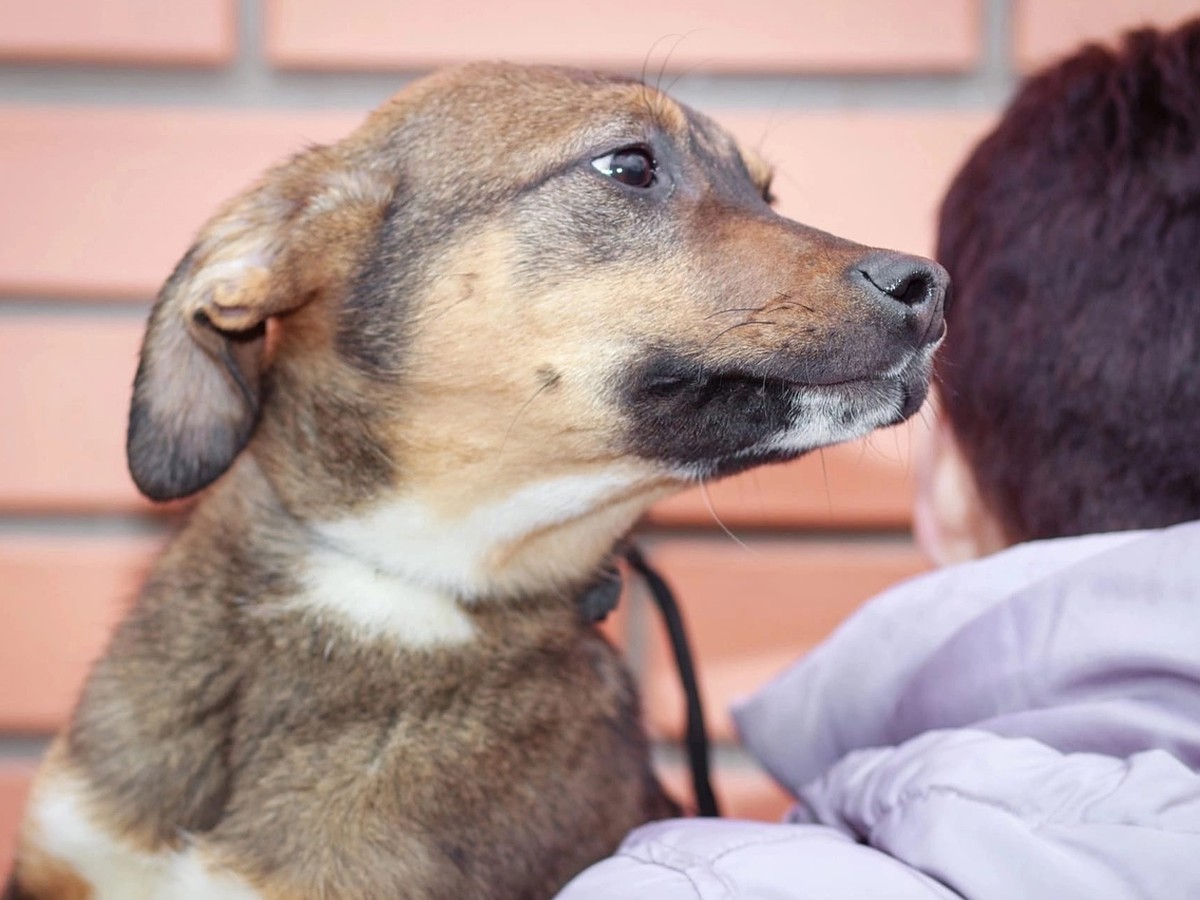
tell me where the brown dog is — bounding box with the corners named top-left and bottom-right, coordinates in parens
top-left (6, 63), bottom-right (946, 899)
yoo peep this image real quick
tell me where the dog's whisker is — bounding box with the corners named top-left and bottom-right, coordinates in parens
top-left (698, 480), bottom-right (752, 552)
top-left (654, 32), bottom-right (687, 94)
top-left (704, 319), bottom-right (778, 349)
top-left (496, 379), bottom-right (556, 459)
top-left (639, 34), bottom-right (685, 122)
top-left (930, 369), bottom-right (960, 404)
top-left (703, 306), bottom-right (769, 319)
top-left (903, 417), bottom-right (915, 478)
top-left (640, 33), bottom-right (682, 91)
top-left (924, 401), bottom-right (944, 426)
top-left (817, 447), bottom-right (834, 519)
top-left (706, 294), bottom-right (798, 320)
top-left (757, 81), bottom-right (796, 160)
top-left (856, 436), bottom-right (870, 466)
top-left (402, 273), bottom-right (481, 340)
top-left (661, 49), bottom-right (717, 99)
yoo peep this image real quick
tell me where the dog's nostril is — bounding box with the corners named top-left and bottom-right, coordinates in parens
top-left (856, 251), bottom-right (947, 311)
top-left (859, 263), bottom-right (932, 307)
top-left (886, 271), bottom-right (934, 307)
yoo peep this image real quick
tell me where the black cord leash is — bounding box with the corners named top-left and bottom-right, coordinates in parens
top-left (623, 545), bottom-right (721, 819)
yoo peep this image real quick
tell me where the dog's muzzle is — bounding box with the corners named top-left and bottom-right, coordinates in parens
top-left (617, 249), bottom-right (948, 479)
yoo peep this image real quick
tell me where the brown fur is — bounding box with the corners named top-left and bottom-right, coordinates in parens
top-left (9, 63), bottom-right (946, 898)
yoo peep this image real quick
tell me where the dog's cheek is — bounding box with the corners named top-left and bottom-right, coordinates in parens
top-left (508, 181), bottom-right (678, 286)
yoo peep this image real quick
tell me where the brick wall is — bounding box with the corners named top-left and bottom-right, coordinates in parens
top-left (1, 0), bottom-right (1190, 873)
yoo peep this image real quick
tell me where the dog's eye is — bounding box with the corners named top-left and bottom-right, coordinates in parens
top-left (591, 146), bottom-right (657, 188)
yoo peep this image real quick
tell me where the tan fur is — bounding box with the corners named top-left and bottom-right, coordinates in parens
top-left (8, 63), bottom-right (946, 899)
top-left (6, 855), bottom-right (91, 900)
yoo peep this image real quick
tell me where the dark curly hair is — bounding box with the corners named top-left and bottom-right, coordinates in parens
top-left (935, 19), bottom-right (1200, 542)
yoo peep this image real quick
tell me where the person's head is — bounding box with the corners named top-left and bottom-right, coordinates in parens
top-left (916, 19), bottom-right (1200, 565)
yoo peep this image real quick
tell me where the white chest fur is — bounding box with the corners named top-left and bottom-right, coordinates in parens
top-left (30, 773), bottom-right (264, 900)
top-left (313, 467), bottom-right (651, 601)
top-left (295, 544), bottom-right (477, 647)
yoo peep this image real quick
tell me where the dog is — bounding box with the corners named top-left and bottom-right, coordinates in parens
top-left (5, 63), bottom-right (947, 899)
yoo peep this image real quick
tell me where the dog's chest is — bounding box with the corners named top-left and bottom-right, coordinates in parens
top-left (210, 615), bottom-right (659, 895)
top-left (237, 609), bottom-right (642, 787)
top-left (65, 551), bottom-right (665, 897)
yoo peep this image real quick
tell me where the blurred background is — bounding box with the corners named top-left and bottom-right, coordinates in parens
top-left (1, 0), bottom-right (1193, 869)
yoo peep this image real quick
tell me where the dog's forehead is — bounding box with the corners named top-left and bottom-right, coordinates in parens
top-left (416, 62), bottom-right (691, 129)
top-left (358, 63), bottom-right (749, 173)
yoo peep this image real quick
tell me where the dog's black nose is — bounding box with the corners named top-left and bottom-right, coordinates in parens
top-left (856, 251), bottom-right (949, 347)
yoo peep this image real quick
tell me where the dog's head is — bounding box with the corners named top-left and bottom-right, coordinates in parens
top-left (128, 63), bottom-right (946, 597)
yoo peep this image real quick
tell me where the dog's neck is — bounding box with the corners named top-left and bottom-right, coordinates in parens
top-left (191, 456), bottom-right (675, 647)
top-left (309, 464), bottom-right (678, 601)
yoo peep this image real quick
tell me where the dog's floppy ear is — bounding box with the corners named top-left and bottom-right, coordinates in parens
top-left (127, 148), bottom-right (388, 501)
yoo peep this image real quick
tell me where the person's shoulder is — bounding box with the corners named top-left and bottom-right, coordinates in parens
top-left (734, 523), bottom-right (1195, 795)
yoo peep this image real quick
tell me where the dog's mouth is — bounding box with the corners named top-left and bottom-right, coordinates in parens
top-left (620, 348), bottom-right (935, 479)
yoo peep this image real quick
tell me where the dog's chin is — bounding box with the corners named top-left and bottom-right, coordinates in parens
top-left (621, 351), bottom-right (935, 481)
top-left (698, 376), bottom-right (931, 479)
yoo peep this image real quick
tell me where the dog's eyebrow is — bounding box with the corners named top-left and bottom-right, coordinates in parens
top-left (510, 119), bottom-right (661, 194)
top-left (563, 118), bottom-right (660, 157)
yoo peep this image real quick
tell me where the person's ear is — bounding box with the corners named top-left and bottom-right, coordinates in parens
top-left (913, 388), bottom-right (1009, 566)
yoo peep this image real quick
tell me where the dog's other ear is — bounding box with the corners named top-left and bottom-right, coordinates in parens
top-left (127, 147), bottom-right (387, 501)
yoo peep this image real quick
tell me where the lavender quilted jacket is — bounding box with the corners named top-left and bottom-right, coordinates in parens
top-left (559, 521), bottom-right (1200, 899)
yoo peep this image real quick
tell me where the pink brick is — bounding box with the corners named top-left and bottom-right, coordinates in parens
top-left (638, 540), bottom-right (927, 740)
top-left (0, 536), bottom-right (161, 732)
top-left (0, 106), bottom-right (989, 299)
top-left (0, 0), bottom-right (236, 66)
top-left (0, 318), bottom-right (147, 511)
top-left (1015, 0), bottom-right (1200, 70)
top-left (267, 0), bottom-right (981, 73)
top-left (0, 108), bottom-right (359, 299)
top-left (717, 110), bottom-right (994, 257)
